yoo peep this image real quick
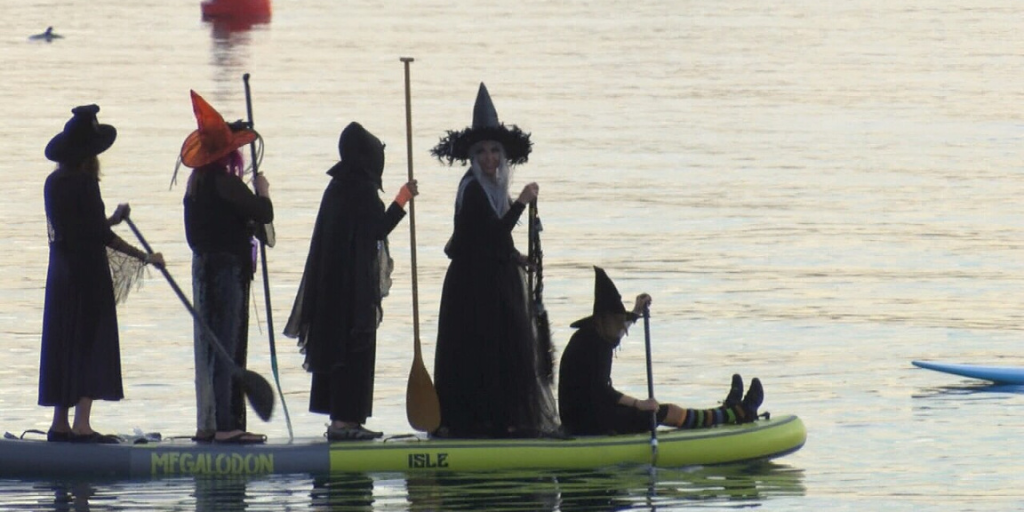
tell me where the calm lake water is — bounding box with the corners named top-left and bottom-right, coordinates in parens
top-left (1, 0), bottom-right (1023, 510)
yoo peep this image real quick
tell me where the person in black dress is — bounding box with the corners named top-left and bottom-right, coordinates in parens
top-left (179, 91), bottom-right (273, 444)
top-left (430, 83), bottom-right (558, 438)
top-left (40, 104), bottom-right (164, 443)
top-left (559, 267), bottom-right (765, 436)
top-left (284, 122), bottom-right (418, 441)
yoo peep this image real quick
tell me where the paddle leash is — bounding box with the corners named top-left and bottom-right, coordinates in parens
top-left (528, 199), bottom-right (554, 384)
top-left (642, 305), bottom-right (659, 467)
top-left (124, 217), bottom-right (275, 421)
top-left (401, 57), bottom-right (441, 433)
top-left (243, 73), bottom-right (293, 440)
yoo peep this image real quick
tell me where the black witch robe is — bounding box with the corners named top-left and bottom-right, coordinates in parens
top-left (558, 322), bottom-right (652, 435)
top-left (284, 144), bottom-right (405, 422)
top-left (39, 169), bottom-right (124, 406)
top-left (433, 172), bottom-right (558, 438)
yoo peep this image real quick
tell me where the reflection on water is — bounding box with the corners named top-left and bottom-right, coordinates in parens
top-left (194, 477), bottom-right (248, 512)
top-left (406, 471), bottom-right (560, 511)
top-left (400, 462), bottom-right (804, 511)
top-left (0, 462), bottom-right (804, 511)
top-left (310, 474), bottom-right (375, 512)
top-left (913, 383), bottom-right (1024, 400)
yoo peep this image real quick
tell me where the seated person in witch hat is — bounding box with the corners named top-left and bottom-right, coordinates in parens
top-left (558, 267), bottom-right (764, 436)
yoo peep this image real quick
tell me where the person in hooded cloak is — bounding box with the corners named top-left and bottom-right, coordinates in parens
top-left (559, 267), bottom-right (765, 436)
top-left (429, 83), bottom-right (558, 438)
top-left (285, 122), bottom-right (417, 441)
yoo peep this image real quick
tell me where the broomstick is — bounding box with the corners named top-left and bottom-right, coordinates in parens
top-left (529, 199), bottom-right (554, 383)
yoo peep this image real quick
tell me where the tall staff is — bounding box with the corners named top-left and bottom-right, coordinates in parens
top-left (401, 57), bottom-right (441, 432)
top-left (243, 73), bottom-right (293, 440)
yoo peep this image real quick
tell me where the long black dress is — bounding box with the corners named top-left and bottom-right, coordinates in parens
top-left (284, 164), bottom-right (405, 423)
top-left (39, 169), bottom-right (124, 407)
top-left (433, 172), bottom-right (557, 438)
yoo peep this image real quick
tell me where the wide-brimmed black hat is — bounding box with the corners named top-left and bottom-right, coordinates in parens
top-left (45, 104), bottom-right (117, 163)
top-left (431, 82), bottom-right (532, 166)
top-left (570, 267), bottom-right (639, 328)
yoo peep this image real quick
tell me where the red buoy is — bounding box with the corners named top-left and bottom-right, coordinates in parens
top-left (200, 0), bottom-right (272, 22)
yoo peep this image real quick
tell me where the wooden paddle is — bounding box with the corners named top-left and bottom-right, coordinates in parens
top-left (124, 217), bottom-right (275, 421)
top-left (642, 305), bottom-right (659, 465)
top-left (242, 73), bottom-right (293, 439)
top-left (401, 56), bottom-right (441, 432)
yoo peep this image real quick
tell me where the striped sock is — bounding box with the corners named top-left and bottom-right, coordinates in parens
top-left (678, 405), bottom-right (740, 429)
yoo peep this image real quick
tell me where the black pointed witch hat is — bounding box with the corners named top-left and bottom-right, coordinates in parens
top-left (570, 267), bottom-right (639, 328)
top-left (431, 82), bottom-right (532, 166)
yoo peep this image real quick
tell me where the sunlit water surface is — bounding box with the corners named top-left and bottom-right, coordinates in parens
top-left (1, 1), bottom-right (1023, 510)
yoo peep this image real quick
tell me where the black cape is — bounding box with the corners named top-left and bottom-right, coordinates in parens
top-left (284, 166), bottom-right (405, 373)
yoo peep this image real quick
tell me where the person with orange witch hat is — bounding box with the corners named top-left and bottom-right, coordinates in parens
top-left (177, 91), bottom-right (273, 444)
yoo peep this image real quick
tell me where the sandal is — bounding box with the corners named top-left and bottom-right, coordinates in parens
top-left (47, 429), bottom-right (73, 443)
top-left (70, 432), bottom-right (121, 444)
top-left (191, 431), bottom-right (215, 444)
top-left (326, 425), bottom-right (382, 442)
top-left (213, 432), bottom-right (267, 444)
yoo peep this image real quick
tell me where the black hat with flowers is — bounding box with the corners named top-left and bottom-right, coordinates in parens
top-left (431, 82), bottom-right (532, 166)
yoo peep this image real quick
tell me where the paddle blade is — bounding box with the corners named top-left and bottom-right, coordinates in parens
top-left (406, 354), bottom-right (441, 432)
top-left (242, 370), bottom-right (276, 422)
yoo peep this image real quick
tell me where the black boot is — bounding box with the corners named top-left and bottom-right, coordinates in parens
top-left (723, 374), bottom-right (743, 407)
top-left (738, 378), bottom-right (764, 424)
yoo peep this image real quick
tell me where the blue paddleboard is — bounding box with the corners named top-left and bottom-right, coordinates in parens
top-left (912, 360), bottom-right (1024, 385)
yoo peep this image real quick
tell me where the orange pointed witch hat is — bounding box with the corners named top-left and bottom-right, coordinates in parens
top-left (179, 90), bottom-right (256, 168)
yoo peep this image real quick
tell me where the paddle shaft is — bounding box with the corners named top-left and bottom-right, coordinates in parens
top-left (124, 218), bottom-right (248, 379)
top-left (401, 56), bottom-right (441, 433)
top-left (400, 58), bottom-right (421, 348)
top-left (243, 73), bottom-right (293, 438)
top-left (642, 306), bottom-right (659, 464)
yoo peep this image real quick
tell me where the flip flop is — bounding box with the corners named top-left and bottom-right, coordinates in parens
top-left (213, 432), bottom-right (267, 444)
top-left (46, 429), bottom-right (72, 443)
top-left (326, 425), bottom-right (382, 442)
top-left (70, 432), bottom-right (121, 444)
top-left (191, 431), bottom-right (215, 444)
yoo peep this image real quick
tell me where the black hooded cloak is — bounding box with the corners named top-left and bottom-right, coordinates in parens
top-left (284, 123), bottom-right (405, 421)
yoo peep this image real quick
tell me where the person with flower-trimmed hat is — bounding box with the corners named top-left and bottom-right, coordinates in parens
top-left (178, 91), bottom-right (273, 444)
top-left (558, 267), bottom-right (765, 436)
top-left (40, 104), bottom-right (165, 443)
top-left (430, 83), bottom-right (558, 438)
